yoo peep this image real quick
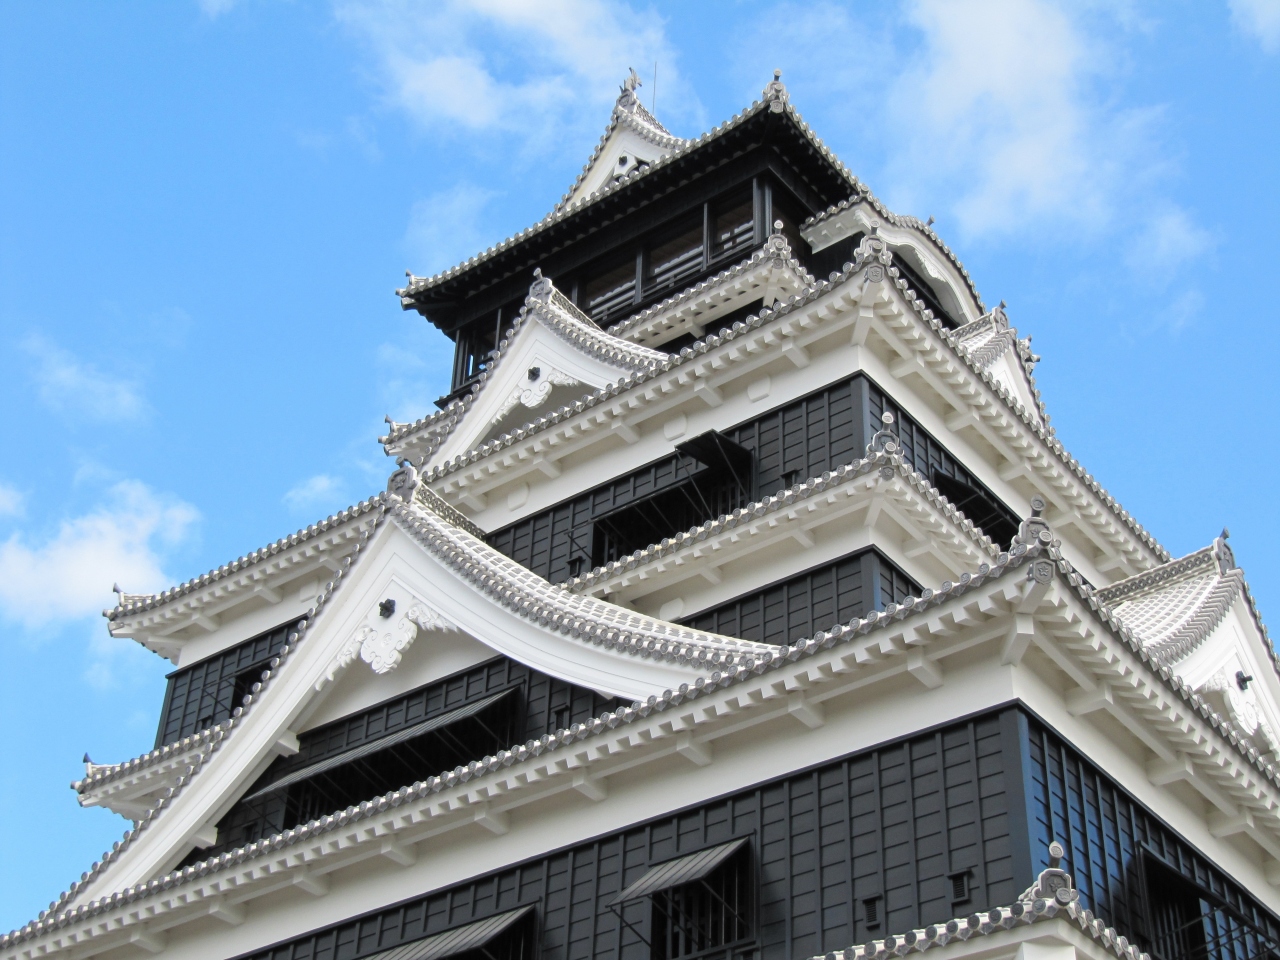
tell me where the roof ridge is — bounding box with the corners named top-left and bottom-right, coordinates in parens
top-left (411, 240), bottom-right (1168, 565)
top-left (551, 69), bottom-right (687, 215)
top-left (564, 446), bottom-right (999, 593)
top-left (40, 504), bottom-right (391, 921)
top-left (103, 497), bottom-right (383, 624)
top-left (397, 75), bottom-right (865, 300)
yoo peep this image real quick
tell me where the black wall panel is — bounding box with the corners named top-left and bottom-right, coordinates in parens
top-left (680, 549), bottom-right (918, 646)
top-left (1022, 714), bottom-right (1280, 959)
top-left (241, 710), bottom-right (1020, 960)
top-left (190, 656), bottom-right (625, 863)
top-left (155, 619), bottom-right (300, 748)
top-left (489, 374), bottom-right (1017, 585)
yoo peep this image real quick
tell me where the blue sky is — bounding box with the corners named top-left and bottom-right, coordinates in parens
top-left (1, 0), bottom-right (1278, 931)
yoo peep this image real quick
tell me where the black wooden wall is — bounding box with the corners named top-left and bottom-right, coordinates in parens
top-left (155, 619), bottom-right (300, 748)
top-left (1022, 713), bottom-right (1280, 958)
top-left (679, 549), bottom-right (918, 646)
top-left (488, 374), bottom-right (1017, 586)
top-left (240, 708), bottom-right (1021, 960)
top-left (188, 656), bottom-right (625, 863)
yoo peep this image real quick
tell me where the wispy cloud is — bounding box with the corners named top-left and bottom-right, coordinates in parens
top-left (21, 335), bottom-right (147, 422)
top-left (1127, 205), bottom-right (1217, 282)
top-left (405, 182), bottom-right (499, 276)
top-left (283, 474), bottom-right (348, 513)
top-left (0, 481), bottom-right (199, 631)
top-left (197, 0), bottom-right (243, 19)
top-left (0, 484), bottom-right (23, 519)
top-left (1229, 0), bottom-right (1280, 52)
top-left (335, 0), bottom-right (692, 154)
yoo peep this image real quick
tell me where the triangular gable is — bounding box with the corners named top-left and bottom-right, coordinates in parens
top-left (426, 272), bottom-right (668, 469)
top-left (1098, 534), bottom-right (1280, 757)
top-left (951, 306), bottom-right (1046, 426)
top-left (558, 69), bottom-right (687, 212)
top-left (67, 483), bottom-right (772, 903)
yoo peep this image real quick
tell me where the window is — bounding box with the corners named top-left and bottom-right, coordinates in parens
top-left (711, 189), bottom-right (754, 261)
top-left (1142, 855), bottom-right (1280, 960)
top-left (156, 620), bottom-right (299, 747)
top-left (583, 255), bottom-right (639, 324)
top-left (358, 907), bottom-right (537, 960)
top-left (448, 297), bottom-right (524, 396)
top-left (589, 432), bottom-right (753, 569)
top-left (651, 850), bottom-right (753, 960)
top-left (183, 690), bottom-right (517, 863)
top-left (612, 839), bottom-right (756, 960)
top-left (645, 215), bottom-right (705, 294)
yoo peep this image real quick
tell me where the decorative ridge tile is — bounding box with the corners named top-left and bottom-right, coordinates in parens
top-left (563, 444), bottom-right (999, 593)
top-left (806, 856), bottom-right (1149, 960)
top-left (102, 498), bottom-right (383, 623)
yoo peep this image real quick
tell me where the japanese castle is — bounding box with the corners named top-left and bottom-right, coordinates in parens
top-left (12, 70), bottom-right (1280, 960)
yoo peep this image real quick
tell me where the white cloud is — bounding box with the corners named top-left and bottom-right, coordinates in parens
top-left (0, 484), bottom-right (23, 519)
top-left (283, 474), bottom-right (348, 513)
top-left (0, 481), bottom-right (199, 631)
top-left (886, 0), bottom-right (1124, 236)
top-left (1230, 0), bottom-right (1280, 52)
top-left (1127, 206), bottom-right (1216, 280)
top-left (335, 0), bottom-right (691, 151)
top-left (21, 335), bottom-right (146, 422)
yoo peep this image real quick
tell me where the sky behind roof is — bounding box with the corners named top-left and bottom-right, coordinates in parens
top-left (1, 0), bottom-right (1278, 932)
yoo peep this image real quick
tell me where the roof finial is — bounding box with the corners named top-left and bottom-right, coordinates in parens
top-left (763, 69), bottom-right (788, 111)
top-left (1014, 495), bottom-right (1055, 559)
top-left (1222, 526), bottom-right (1231, 540)
top-left (867, 410), bottom-right (899, 457)
top-left (112, 583), bottom-right (124, 598)
top-left (617, 68), bottom-right (642, 113)
top-left (925, 215), bottom-right (935, 227)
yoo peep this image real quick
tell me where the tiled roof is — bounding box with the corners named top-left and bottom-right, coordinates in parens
top-left (17, 493), bottom-right (1279, 947)
top-left (103, 498), bottom-right (383, 623)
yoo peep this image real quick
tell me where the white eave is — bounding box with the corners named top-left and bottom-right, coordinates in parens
top-left (801, 195), bottom-right (986, 319)
top-left (383, 236), bottom-right (815, 463)
top-left (414, 239), bottom-right (1168, 573)
top-left (104, 500), bottom-right (381, 660)
top-left (566, 446), bottom-right (999, 601)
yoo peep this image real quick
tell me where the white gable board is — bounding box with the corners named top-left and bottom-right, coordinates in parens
top-left (431, 318), bottom-right (635, 467)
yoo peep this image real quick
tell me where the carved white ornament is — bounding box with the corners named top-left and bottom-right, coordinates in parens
top-left (492, 369), bottom-right (579, 425)
top-left (1201, 667), bottom-right (1280, 756)
top-left (316, 600), bottom-right (456, 689)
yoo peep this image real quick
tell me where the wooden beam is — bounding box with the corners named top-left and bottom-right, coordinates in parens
top-left (675, 732), bottom-right (713, 766)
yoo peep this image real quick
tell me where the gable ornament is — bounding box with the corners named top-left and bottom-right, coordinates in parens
top-left (316, 599), bottom-right (456, 690)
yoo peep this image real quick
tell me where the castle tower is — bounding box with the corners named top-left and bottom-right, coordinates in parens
top-left (12, 71), bottom-right (1280, 960)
